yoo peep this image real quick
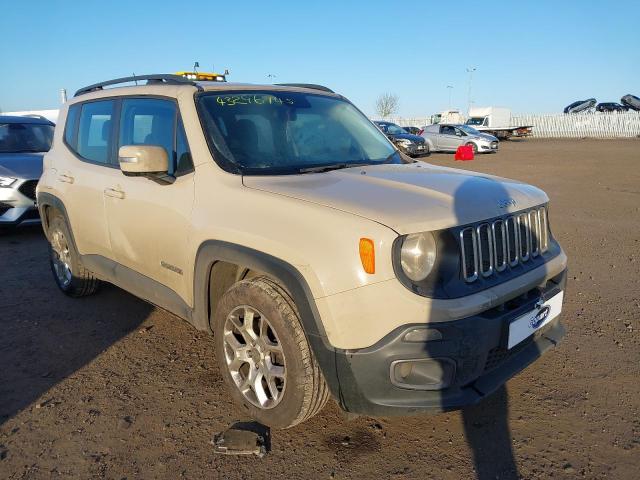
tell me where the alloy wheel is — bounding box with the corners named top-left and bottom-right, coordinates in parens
top-left (223, 305), bottom-right (287, 409)
top-left (50, 228), bottom-right (72, 287)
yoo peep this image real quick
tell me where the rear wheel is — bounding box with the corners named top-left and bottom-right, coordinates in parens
top-left (213, 276), bottom-right (329, 428)
top-left (48, 211), bottom-right (100, 297)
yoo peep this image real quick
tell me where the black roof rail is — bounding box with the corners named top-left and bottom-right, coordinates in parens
top-left (275, 83), bottom-right (334, 93)
top-left (74, 74), bottom-right (199, 97)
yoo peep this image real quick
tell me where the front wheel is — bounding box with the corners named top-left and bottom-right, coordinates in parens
top-left (213, 276), bottom-right (329, 429)
top-left (466, 142), bottom-right (478, 154)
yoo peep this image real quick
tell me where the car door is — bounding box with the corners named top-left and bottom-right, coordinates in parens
top-left (57, 99), bottom-right (122, 258)
top-left (103, 97), bottom-right (195, 301)
top-left (452, 127), bottom-right (468, 148)
top-left (438, 125), bottom-right (459, 151)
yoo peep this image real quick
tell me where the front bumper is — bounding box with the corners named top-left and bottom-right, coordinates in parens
top-left (0, 179), bottom-right (40, 226)
top-left (479, 141), bottom-right (499, 152)
top-left (400, 143), bottom-right (429, 157)
top-left (329, 270), bottom-right (566, 416)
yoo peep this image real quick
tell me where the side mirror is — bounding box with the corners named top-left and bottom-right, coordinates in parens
top-left (118, 145), bottom-right (174, 184)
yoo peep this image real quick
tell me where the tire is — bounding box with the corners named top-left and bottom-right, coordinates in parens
top-left (466, 142), bottom-right (478, 154)
top-left (47, 211), bottom-right (100, 297)
top-left (213, 276), bottom-right (329, 429)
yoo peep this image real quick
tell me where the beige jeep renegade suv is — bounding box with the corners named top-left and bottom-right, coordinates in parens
top-left (37, 74), bottom-right (568, 428)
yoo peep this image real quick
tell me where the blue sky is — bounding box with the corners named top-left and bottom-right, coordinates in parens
top-left (1, 0), bottom-right (638, 116)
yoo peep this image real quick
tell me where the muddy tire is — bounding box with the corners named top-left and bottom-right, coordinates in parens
top-left (47, 211), bottom-right (100, 297)
top-left (213, 276), bottom-right (329, 429)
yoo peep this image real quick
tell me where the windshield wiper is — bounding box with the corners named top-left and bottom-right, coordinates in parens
top-left (298, 162), bottom-right (370, 174)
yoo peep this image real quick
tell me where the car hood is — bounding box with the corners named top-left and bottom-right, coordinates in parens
top-left (389, 132), bottom-right (425, 143)
top-left (475, 132), bottom-right (497, 142)
top-left (0, 152), bottom-right (44, 179)
top-left (243, 162), bottom-right (548, 234)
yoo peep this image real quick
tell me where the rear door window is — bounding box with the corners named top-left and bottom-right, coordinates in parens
top-left (77, 100), bottom-right (115, 164)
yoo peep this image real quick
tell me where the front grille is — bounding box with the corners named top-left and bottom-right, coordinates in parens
top-left (0, 202), bottom-right (13, 216)
top-left (18, 180), bottom-right (38, 201)
top-left (460, 206), bottom-right (549, 283)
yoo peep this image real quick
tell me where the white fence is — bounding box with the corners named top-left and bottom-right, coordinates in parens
top-left (373, 111), bottom-right (640, 139)
top-left (512, 111), bottom-right (640, 138)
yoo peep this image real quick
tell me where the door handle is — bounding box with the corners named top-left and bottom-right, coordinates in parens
top-left (58, 173), bottom-right (75, 184)
top-left (104, 187), bottom-right (125, 199)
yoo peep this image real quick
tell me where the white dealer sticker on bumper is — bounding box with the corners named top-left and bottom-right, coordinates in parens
top-left (508, 291), bottom-right (564, 349)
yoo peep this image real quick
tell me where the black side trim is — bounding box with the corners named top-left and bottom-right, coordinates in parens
top-left (192, 241), bottom-right (343, 403)
top-left (82, 255), bottom-right (191, 321)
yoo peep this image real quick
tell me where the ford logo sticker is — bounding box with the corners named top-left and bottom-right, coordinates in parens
top-left (530, 305), bottom-right (551, 329)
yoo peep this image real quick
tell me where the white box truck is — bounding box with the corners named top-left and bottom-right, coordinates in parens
top-left (429, 110), bottom-right (466, 125)
top-left (466, 107), bottom-right (532, 139)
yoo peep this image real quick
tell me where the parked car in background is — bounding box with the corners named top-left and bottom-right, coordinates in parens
top-left (402, 126), bottom-right (422, 135)
top-left (596, 102), bottom-right (628, 113)
top-left (0, 115), bottom-right (54, 228)
top-left (621, 94), bottom-right (640, 111)
top-left (421, 124), bottom-right (498, 154)
top-left (373, 121), bottom-right (429, 157)
top-left (466, 107), bottom-right (532, 139)
top-left (563, 98), bottom-right (597, 114)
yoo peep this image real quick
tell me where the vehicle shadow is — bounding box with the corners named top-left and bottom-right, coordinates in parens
top-left (419, 171), bottom-right (546, 479)
top-left (461, 386), bottom-right (518, 479)
top-left (0, 226), bottom-right (151, 425)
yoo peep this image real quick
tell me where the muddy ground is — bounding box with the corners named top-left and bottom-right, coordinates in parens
top-left (1, 139), bottom-right (639, 479)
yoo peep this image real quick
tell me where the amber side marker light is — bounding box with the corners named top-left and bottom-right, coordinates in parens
top-left (359, 238), bottom-right (375, 274)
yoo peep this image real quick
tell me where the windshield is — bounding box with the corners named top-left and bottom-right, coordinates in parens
top-left (381, 123), bottom-right (407, 135)
top-left (0, 122), bottom-right (54, 153)
top-left (466, 117), bottom-right (485, 126)
top-left (458, 125), bottom-right (480, 135)
top-left (197, 91), bottom-right (399, 174)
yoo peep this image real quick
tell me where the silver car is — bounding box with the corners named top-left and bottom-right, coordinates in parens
top-left (0, 116), bottom-right (54, 228)
top-left (421, 124), bottom-right (498, 154)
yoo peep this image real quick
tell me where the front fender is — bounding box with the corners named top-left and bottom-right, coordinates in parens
top-left (191, 240), bottom-right (345, 404)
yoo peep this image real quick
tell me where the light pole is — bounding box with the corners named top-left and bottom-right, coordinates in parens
top-left (447, 85), bottom-right (453, 109)
top-left (267, 73), bottom-right (276, 84)
top-left (466, 67), bottom-right (476, 113)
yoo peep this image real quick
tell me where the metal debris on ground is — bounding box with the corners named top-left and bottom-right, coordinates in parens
top-left (211, 422), bottom-right (270, 458)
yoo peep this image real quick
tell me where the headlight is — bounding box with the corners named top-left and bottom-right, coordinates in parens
top-left (396, 138), bottom-right (413, 146)
top-left (0, 176), bottom-right (17, 188)
top-left (400, 232), bottom-right (437, 281)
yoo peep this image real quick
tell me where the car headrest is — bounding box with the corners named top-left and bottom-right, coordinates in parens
top-left (101, 120), bottom-right (112, 141)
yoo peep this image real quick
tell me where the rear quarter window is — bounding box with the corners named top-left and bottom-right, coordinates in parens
top-left (64, 104), bottom-right (80, 148)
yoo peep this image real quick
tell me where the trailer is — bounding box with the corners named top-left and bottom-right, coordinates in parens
top-left (466, 106), bottom-right (532, 139)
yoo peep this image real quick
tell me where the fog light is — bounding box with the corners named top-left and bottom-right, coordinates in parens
top-left (390, 358), bottom-right (455, 390)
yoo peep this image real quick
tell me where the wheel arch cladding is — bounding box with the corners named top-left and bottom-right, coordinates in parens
top-left (192, 240), bottom-right (346, 405)
top-left (37, 192), bottom-right (75, 247)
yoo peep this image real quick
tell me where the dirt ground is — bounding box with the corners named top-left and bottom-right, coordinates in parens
top-left (1, 139), bottom-right (639, 480)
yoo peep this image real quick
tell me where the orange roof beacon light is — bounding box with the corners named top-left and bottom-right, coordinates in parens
top-left (175, 70), bottom-right (228, 82)
top-left (359, 238), bottom-right (376, 274)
